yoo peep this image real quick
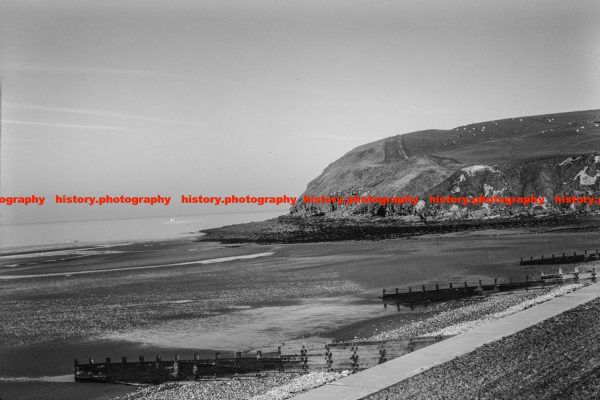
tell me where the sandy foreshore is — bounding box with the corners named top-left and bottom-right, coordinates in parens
top-left (3, 230), bottom-right (600, 400)
top-left (108, 283), bottom-right (589, 400)
top-left (0, 381), bottom-right (138, 400)
top-left (365, 293), bottom-right (600, 399)
top-left (115, 372), bottom-right (351, 400)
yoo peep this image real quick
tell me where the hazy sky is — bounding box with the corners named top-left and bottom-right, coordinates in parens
top-left (1, 0), bottom-right (599, 224)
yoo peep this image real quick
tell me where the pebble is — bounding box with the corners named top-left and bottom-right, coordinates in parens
top-left (115, 371), bottom-right (350, 400)
top-left (365, 292), bottom-right (600, 399)
top-left (114, 284), bottom-right (588, 399)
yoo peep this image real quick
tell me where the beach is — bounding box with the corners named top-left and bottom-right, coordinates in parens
top-left (106, 283), bottom-right (590, 400)
top-left (2, 228), bottom-right (600, 399)
top-left (365, 296), bottom-right (600, 399)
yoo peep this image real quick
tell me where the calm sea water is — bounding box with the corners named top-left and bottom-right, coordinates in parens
top-left (0, 210), bottom-right (286, 250)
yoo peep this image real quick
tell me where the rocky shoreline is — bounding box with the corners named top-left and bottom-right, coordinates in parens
top-left (198, 214), bottom-right (598, 244)
top-left (111, 283), bottom-right (589, 400)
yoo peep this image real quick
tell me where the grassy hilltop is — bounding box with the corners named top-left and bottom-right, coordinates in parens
top-left (202, 109), bottom-right (600, 242)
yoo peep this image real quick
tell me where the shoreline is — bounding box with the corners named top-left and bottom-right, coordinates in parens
top-left (198, 214), bottom-right (600, 244)
top-left (101, 282), bottom-right (590, 400)
top-left (0, 210), bottom-right (286, 253)
top-left (4, 228), bottom-right (600, 399)
top-left (362, 284), bottom-right (600, 400)
top-left (0, 251), bottom-right (276, 280)
top-left (2, 213), bottom-right (598, 258)
top-left (2, 283), bottom-right (576, 377)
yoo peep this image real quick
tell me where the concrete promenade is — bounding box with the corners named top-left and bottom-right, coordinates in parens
top-left (292, 283), bottom-right (600, 400)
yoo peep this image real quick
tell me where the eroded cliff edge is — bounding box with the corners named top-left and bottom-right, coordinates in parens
top-left (201, 109), bottom-right (600, 242)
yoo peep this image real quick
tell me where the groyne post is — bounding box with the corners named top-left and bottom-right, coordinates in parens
top-left (378, 346), bottom-right (386, 364)
top-left (214, 352), bottom-right (220, 376)
top-left (350, 346), bottom-right (359, 371)
top-left (301, 345), bottom-right (308, 371)
top-left (173, 355), bottom-right (179, 378)
top-left (325, 345), bottom-right (333, 370)
top-left (278, 347), bottom-right (284, 371)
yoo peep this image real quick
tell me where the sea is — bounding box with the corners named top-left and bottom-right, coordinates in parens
top-left (0, 210), bottom-right (286, 251)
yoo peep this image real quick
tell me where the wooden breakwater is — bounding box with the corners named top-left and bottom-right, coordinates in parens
top-left (382, 269), bottom-right (596, 306)
top-left (74, 336), bottom-right (450, 384)
top-left (520, 249), bottom-right (599, 266)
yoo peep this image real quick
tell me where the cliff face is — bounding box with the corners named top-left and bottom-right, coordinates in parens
top-left (291, 109), bottom-right (600, 220)
top-left (423, 153), bottom-right (600, 220)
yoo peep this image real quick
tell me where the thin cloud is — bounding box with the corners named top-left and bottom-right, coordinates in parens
top-left (2, 137), bottom-right (54, 143)
top-left (1, 119), bottom-right (128, 131)
top-left (1, 63), bottom-right (195, 80)
top-left (5, 103), bottom-right (203, 128)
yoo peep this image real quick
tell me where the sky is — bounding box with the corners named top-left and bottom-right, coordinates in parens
top-left (1, 0), bottom-right (599, 224)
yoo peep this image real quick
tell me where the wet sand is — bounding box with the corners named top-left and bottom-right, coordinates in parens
top-left (2, 229), bottom-right (599, 398)
top-left (0, 381), bottom-right (137, 400)
top-left (108, 284), bottom-right (589, 400)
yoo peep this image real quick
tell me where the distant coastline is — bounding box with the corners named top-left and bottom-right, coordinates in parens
top-left (199, 213), bottom-right (600, 244)
top-left (0, 210), bottom-right (286, 251)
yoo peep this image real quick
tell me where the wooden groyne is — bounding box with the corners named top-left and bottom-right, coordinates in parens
top-left (382, 268), bottom-right (596, 306)
top-left (520, 249), bottom-right (599, 266)
top-left (74, 336), bottom-right (450, 384)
